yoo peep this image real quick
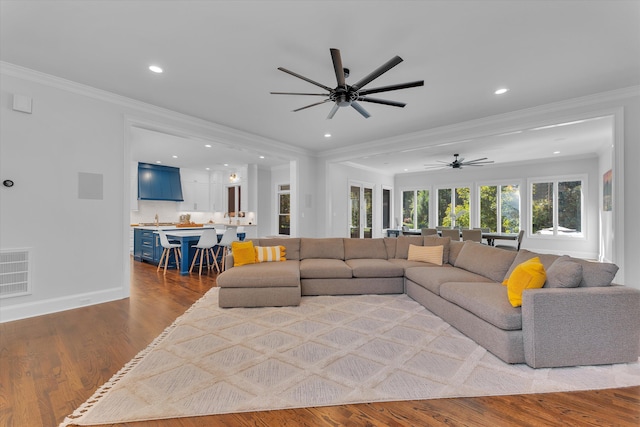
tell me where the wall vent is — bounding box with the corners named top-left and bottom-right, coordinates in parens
top-left (0, 249), bottom-right (32, 298)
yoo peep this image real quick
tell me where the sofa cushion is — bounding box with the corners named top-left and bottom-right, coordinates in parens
top-left (344, 238), bottom-right (388, 260)
top-left (424, 235), bottom-right (451, 264)
top-left (545, 256), bottom-right (582, 288)
top-left (567, 257), bottom-right (619, 287)
top-left (395, 236), bottom-right (424, 259)
top-left (345, 259), bottom-right (404, 278)
top-left (388, 258), bottom-right (435, 270)
top-left (448, 240), bottom-right (466, 265)
top-left (300, 258), bottom-right (352, 279)
top-left (504, 257), bottom-right (547, 307)
top-left (217, 260), bottom-right (300, 288)
top-left (440, 282), bottom-right (523, 330)
top-left (454, 242), bottom-right (518, 282)
top-left (407, 244), bottom-right (443, 265)
top-left (257, 237), bottom-right (301, 260)
top-left (231, 240), bottom-right (256, 266)
top-left (300, 238), bottom-right (345, 260)
top-left (405, 265), bottom-right (491, 295)
top-left (255, 245), bottom-right (286, 262)
top-left (383, 237), bottom-right (397, 259)
top-left (504, 249), bottom-right (560, 280)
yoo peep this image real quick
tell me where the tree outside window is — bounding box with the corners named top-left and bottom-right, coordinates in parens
top-left (402, 190), bottom-right (429, 228)
top-left (278, 184), bottom-right (290, 235)
top-left (438, 187), bottom-right (469, 228)
top-left (480, 184), bottom-right (520, 232)
top-left (531, 178), bottom-right (583, 237)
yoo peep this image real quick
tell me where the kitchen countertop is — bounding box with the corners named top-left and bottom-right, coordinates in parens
top-left (131, 224), bottom-right (256, 230)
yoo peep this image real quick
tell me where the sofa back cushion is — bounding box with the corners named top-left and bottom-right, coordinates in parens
top-left (454, 242), bottom-right (518, 282)
top-left (545, 256), bottom-right (583, 288)
top-left (300, 238), bottom-right (345, 260)
top-left (567, 257), bottom-right (619, 287)
top-left (344, 238), bottom-right (388, 259)
top-left (395, 236), bottom-right (424, 259)
top-left (448, 240), bottom-right (466, 265)
top-left (256, 237), bottom-right (301, 260)
top-left (503, 249), bottom-right (560, 280)
top-left (424, 235), bottom-right (450, 264)
top-left (384, 237), bottom-right (397, 259)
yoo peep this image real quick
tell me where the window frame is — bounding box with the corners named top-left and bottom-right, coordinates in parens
top-left (476, 180), bottom-right (522, 233)
top-left (527, 174), bottom-right (587, 240)
top-left (435, 184), bottom-right (472, 228)
top-left (401, 188), bottom-right (430, 229)
top-left (276, 183), bottom-right (290, 236)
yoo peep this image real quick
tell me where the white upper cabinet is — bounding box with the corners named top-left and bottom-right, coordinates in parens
top-left (179, 169), bottom-right (210, 212)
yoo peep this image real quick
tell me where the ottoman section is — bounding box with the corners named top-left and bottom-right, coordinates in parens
top-left (217, 260), bottom-right (301, 308)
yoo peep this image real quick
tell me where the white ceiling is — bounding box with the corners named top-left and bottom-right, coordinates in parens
top-left (1, 1), bottom-right (638, 173)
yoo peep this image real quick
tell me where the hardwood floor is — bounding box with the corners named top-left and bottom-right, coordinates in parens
top-left (1, 258), bottom-right (638, 427)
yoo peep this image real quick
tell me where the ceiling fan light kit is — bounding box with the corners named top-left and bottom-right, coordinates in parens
top-left (424, 154), bottom-right (495, 170)
top-left (271, 48), bottom-right (424, 119)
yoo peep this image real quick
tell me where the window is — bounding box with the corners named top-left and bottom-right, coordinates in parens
top-left (479, 184), bottom-right (520, 232)
top-left (438, 187), bottom-right (469, 228)
top-left (402, 189), bottom-right (429, 228)
top-left (382, 188), bottom-right (391, 229)
top-left (277, 184), bottom-right (290, 235)
top-left (530, 177), bottom-right (584, 237)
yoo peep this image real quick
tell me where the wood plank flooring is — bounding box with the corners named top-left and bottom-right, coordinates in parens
top-left (1, 258), bottom-right (638, 427)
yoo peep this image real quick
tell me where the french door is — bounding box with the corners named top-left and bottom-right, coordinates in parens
top-left (350, 183), bottom-right (373, 238)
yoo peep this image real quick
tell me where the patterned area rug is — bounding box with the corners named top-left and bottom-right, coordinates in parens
top-left (62, 288), bottom-right (640, 426)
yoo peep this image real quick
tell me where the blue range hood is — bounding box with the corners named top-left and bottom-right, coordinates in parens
top-left (137, 162), bottom-right (184, 201)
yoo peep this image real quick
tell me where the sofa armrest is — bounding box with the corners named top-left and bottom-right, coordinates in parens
top-left (522, 285), bottom-right (640, 368)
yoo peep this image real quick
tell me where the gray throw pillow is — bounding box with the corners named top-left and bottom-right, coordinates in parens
top-left (545, 256), bottom-right (582, 288)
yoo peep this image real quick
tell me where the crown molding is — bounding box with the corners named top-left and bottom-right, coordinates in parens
top-left (319, 85), bottom-right (640, 162)
top-left (0, 61), bottom-right (314, 159)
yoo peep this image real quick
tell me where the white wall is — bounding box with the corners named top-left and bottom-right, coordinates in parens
top-left (395, 156), bottom-right (600, 259)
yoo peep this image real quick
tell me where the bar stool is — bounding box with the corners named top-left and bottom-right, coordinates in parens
top-left (157, 230), bottom-right (181, 275)
top-left (189, 228), bottom-right (219, 275)
top-left (214, 227), bottom-right (237, 272)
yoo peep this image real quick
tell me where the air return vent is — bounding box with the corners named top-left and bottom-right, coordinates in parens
top-left (0, 249), bottom-right (32, 298)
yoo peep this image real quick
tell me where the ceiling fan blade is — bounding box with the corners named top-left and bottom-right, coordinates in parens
top-left (327, 103), bottom-right (340, 119)
top-left (464, 161), bottom-right (494, 165)
top-left (330, 48), bottom-right (346, 88)
top-left (351, 55), bottom-right (403, 90)
top-left (277, 67), bottom-right (333, 92)
top-left (358, 97), bottom-right (406, 108)
top-left (351, 101), bottom-right (371, 118)
top-left (358, 80), bottom-right (425, 96)
top-left (270, 91), bottom-right (329, 96)
top-left (464, 157), bottom-right (488, 163)
top-left (293, 99), bottom-right (331, 112)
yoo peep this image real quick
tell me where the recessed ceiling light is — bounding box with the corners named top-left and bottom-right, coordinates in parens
top-left (404, 168), bottom-right (409, 172)
top-left (149, 65), bottom-right (163, 73)
top-left (223, 163), bottom-right (229, 167)
top-left (172, 155), bottom-right (178, 158)
top-left (494, 88), bottom-right (509, 95)
top-left (204, 144), bottom-right (212, 148)
top-left (324, 133), bottom-right (332, 138)
top-left (156, 160), bottom-right (162, 164)
top-left (553, 151), bottom-right (561, 154)
top-left (259, 155), bottom-right (265, 159)
top-left (205, 167), bottom-right (210, 171)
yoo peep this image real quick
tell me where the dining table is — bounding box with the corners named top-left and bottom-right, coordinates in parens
top-left (386, 229), bottom-right (519, 246)
top-left (164, 229), bottom-right (246, 275)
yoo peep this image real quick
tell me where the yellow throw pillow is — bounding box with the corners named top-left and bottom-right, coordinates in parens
top-left (255, 245), bottom-right (286, 262)
top-left (231, 240), bottom-right (256, 266)
top-left (407, 244), bottom-right (443, 266)
top-left (504, 257), bottom-right (546, 307)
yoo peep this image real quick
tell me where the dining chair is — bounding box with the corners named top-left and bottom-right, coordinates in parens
top-left (440, 229), bottom-right (461, 241)
top-left (189, 228), bottom-right (219, 275)
top-left (215, 227), bottom-right (237, 271)
top-left (462, 229), bottom-right (482, 242)
top-left (496, 229), bottom-right (525, 251)
top-left (421, 228), bottom-right (438, 236)
top-left (157, 230), bottom-right (181, 275)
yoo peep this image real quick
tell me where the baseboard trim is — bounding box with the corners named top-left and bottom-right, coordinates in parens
top-left (0, 287), bottom-right (126, 323)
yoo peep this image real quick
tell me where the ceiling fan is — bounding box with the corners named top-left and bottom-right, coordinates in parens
top-left (270, 48), bottom-right (424, 119)
top-left (425, 154), bottom-right (494, 170)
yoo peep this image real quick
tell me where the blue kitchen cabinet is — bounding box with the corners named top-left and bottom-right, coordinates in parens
top-left (133, 229), bottom-right (177, 267)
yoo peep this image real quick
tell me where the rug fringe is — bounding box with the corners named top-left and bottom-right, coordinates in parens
top-left (59, 288), bottom-right (218, 427)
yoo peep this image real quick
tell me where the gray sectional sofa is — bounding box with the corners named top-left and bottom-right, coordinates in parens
top-left (216, 235), bottom-right (640, 368)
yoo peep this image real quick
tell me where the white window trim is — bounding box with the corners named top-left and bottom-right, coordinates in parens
top-left (382, 185), bottom-right (393, 230)
top-left (400, 187), bottom-right (431, 229)
top-left (435, 183), bottom-right (472, 227)
top-left (527, 174), bottom-right (587, 240)
top-left (275, 183), bottom-right (290, 236)
top-left (475, 180), bottom-right (523, 232)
